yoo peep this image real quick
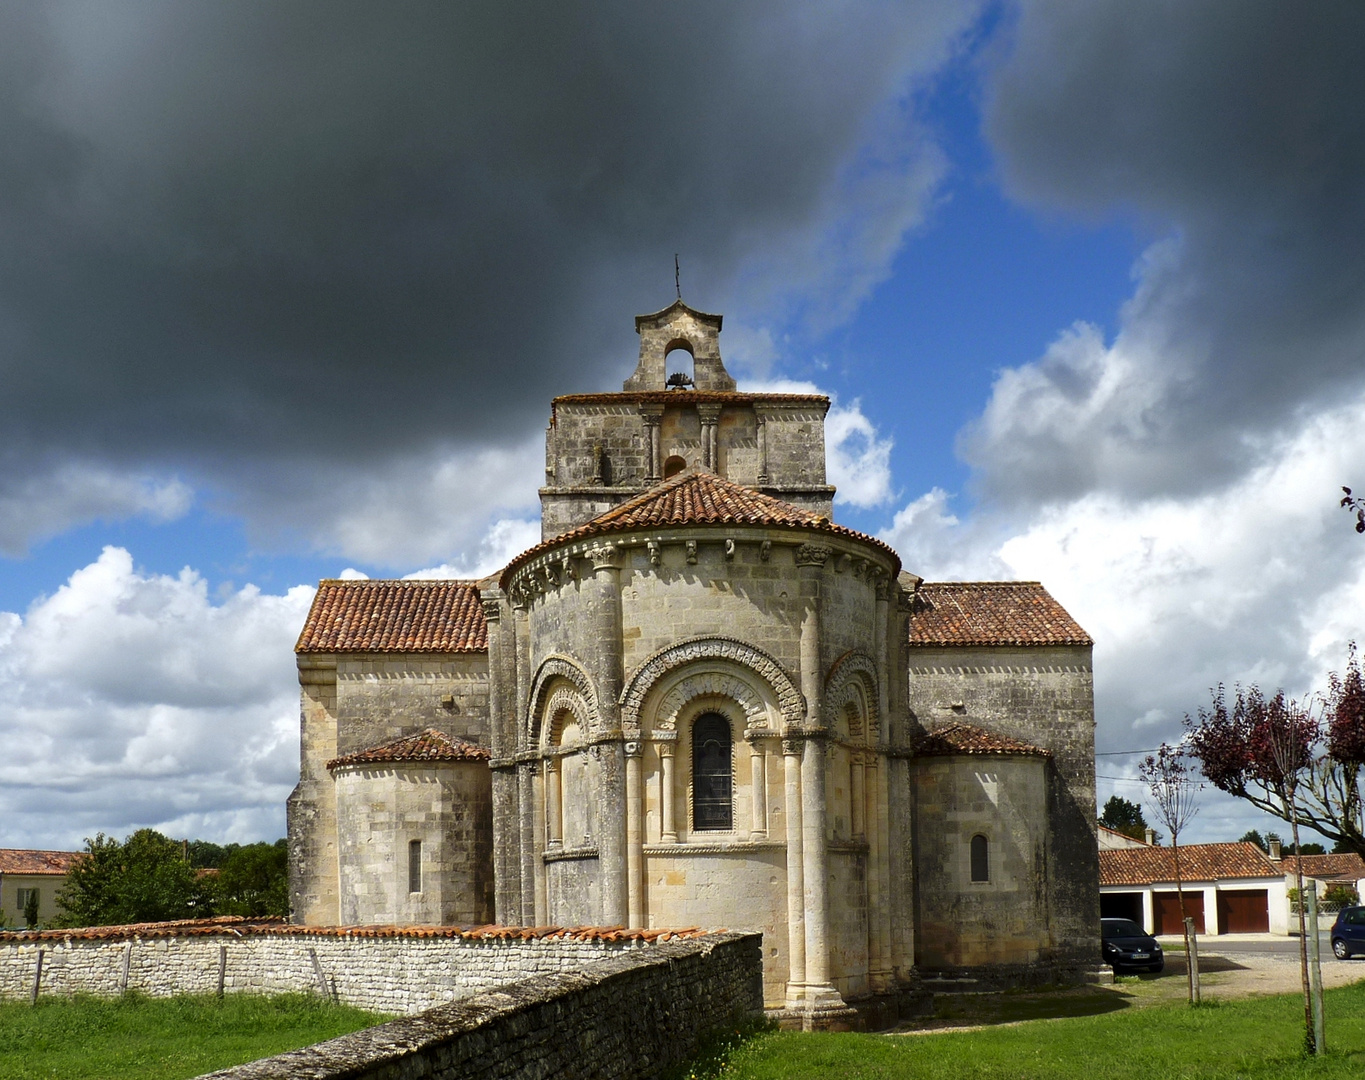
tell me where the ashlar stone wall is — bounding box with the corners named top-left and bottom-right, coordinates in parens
top-left (907, 643), bottom-right (1099, 970)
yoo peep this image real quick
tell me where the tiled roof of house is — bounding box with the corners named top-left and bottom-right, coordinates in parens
top-left (502, 469), bottom-right (899, 585)
top-left (296, 580), bottom-right (487, 654)
top-left (912, 722), bottom-right (1051, 758)
top-left (327, 728), bottom-right (490, 771)
top-left (1280, 853), bottom-right (1365, 882)
top-left (1100, 842), bottom-right (1280, 886)
top-left (0, 914), bottom-right (722, 944)
top-left (909, 581), bottom-right (1092, 647)
top-left (0, 849), bottom-right (80, 875)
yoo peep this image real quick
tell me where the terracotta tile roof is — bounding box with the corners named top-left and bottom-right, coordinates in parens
top-left (502, 469), bottom-right (899, 585)
top-left (912, 722), bottom-right (1050, 758)
top-left (0, 849), bottom-right (80, 875)
top-left (909, 581), bottom-right (1092, 647)
top-left (327, 728), bottom-right (490, 771)
top-left (1280, 853), bottom-right (1365, 881)
top-left (0, 914), bottom-right (722, 944)
top-left (296, 580), bottom-right (487, 654)
top-left (1100, 842), bottom-right (1280, 886)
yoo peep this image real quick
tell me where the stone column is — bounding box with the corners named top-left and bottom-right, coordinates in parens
top-left (482, 596), bottom-right (520, 925)
top-left (625, 740), bottom-right (645, 927)
top-left (659, 738), bottom-right (678, 842)
top-left (748, 736), bottom-right (767, 840)
top-left (875, 758), bottom-right (893, 986)
top-left (518, 759), bottom-right (537, 925)
top-left (801, 733), bottom-right (835, 999)
top-left (756, 411), bottom-right (769, 484)
top-left (698, 404), bottom-right (721, 471)
top-left (546, 757), bottom-right (562, 845)
top-left (640, 405), bottom-right (663, 482)
top-left (783, 737), bottom-right (806, 1005)
top-left (874, 578), bottom-right (890, 739)
top-left (850, 754), bottom-right (865, 839)
top-left (864, 756), bottom-right (888, 991)
top-left (586, 542), bottom-right (628, 925)
top-left (531, 762), bottom-right (547, 924)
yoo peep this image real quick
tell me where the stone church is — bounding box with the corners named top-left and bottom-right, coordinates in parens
top-left (288, 301), bottom-right (1100, 1017)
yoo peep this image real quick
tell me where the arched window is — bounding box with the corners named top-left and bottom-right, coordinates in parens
top-left (970, 834), bottom-right (990, 882)
top-left (663, 455), bottom-right (687, 479)
top-left (692, 713), bottom-right (732, 831)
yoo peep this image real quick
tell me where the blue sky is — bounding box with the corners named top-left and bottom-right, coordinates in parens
top-left (2, 1), bottom-right (1362, 851)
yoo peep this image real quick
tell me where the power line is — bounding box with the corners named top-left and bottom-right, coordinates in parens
top-left (1096, 749), bottom-right (1160, 757)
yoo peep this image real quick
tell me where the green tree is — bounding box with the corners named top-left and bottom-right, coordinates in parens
top-left (22, 890), bottom-right (39, 929)
top-left (1240, 829), bottom-right (1266, 849)
top-left (1099, 795), bottom-right (1151, 841)
top-left (54, 830), bottom-right (213, 928)
top-left (212, 840), bottom-right (289, 917)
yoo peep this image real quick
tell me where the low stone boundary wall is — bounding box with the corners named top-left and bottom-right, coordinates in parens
top-left (200, 933), bottom-right (763, 1080)
top-left (0, 918), bottom-right (722, 1015)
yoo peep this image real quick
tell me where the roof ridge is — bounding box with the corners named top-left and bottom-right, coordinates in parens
top-left (313, 578), bottom-right (484, 586)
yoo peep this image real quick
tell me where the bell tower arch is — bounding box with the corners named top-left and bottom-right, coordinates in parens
top-left (623, 300), bottom-right (736, 392)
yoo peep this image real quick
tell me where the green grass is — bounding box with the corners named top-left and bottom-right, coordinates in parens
top-left (674, 981), bottom-right (1365, 1079)
top-left (0, 992), bottom-right (388, 1080)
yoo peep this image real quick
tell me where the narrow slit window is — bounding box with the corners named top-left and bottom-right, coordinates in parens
top-left (692, 713), bottom-right (732, 831)
top-left (970, 834), bottom-right (989, 882)
top-left (408, 839), bottom-right (422, 893)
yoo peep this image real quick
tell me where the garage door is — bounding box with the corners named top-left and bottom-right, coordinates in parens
top-left (1154, 891), bottom-right (1204, 935)
top-left (1218, 889), bottom-right (1269, 933)
top-left (1101, 893), bottom-right (1144, 923)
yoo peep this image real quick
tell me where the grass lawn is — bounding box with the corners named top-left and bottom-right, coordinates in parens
top-left (672, 979), bottom-right (1365, 1080)
top-left (0, 992), bottom-right (388, 1080)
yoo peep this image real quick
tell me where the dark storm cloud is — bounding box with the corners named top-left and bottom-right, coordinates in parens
top-left (969, 0), bottom-right (1365, 504)
top-left (0, 1), bottom-right (972, 521)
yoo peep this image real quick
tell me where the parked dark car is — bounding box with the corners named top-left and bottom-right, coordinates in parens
top-left (1331, 905), bottom-right (1365, 959)
top-left (1102, 917), bottom-right (1164, 973)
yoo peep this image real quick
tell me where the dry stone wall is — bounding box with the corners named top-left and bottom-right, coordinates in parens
top-left (200, 933), bottom-right (763, 1080)
top-left (0, 922), bottom-right (732, 1017)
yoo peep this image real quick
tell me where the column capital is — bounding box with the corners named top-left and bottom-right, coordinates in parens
top-left (782, 736), bottom-right (805, 757)
top-left (638, 403), bottom-right (664, 423)
top-left (696, 403), bottom-right (723, 424)
top-left (623, 740), bottom-right (643, 758)
top-left (795, 542), bottom-right (832, 567)
top-left (587, 542), bottom-right (622, 572)
top-left (481, 597), bottom-right (502, 623)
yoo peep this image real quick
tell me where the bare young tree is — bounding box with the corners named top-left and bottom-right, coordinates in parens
top-left (1139, 743), bottom-right (1202, 1005)
top-left (1186, 686), bottom-right (1322, 1052)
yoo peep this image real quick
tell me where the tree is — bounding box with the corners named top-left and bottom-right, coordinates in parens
top-left (54, 830), bottom-right (213, 928)
top-left (1239, 829), bottom-right (1267, 850)
top-left (211, 840), bottom-right (289, 917)
top-left (1342, 487), bottom-right (1365, 533)
top-left (23, 890), bottom-right (39, 930)
top-left (1100, 795), bottom-right (1152, 840)
top-left (1184, 684), bottom-right (1322, 1052)
top-left (1183, 648), bottom-right (1365, 859)
top-left (1139, 744), bottom-right (1202, 1004)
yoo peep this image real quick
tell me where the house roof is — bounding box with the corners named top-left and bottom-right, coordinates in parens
top-left (1280, 853), bottom-right (1365, 882)
top-left (1098, 824), bottom-right (1152, 849)
top-left (0, 849), bottom-right (80, 876)
top-left (296, 580), bottom-right (488, 654)
top-left (1100, 842), bottom-right (1281, 886)
top-left (501, 469), bottom-right (900, 585)
top-left (327, 728), bottom-right (490, 771)
top-left (912, 722), bottom-right (1051, 759)
top-left (909, 581), bottom-right (1092, 647)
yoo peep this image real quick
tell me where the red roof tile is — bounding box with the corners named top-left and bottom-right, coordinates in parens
top-left (296, 580), bottom-right (487, 654)
top-left (1100, 842), bottom-right (1280, 886)
top-left (0, 849), bottom-right (80, 875)
top-left (502, 469), bottom-right (899, 585)
top-left (0, 914), bottom-right (722, 944)
top-left (327, 728), bottom-right (490, 771)
top-left (1280, 853), bottom-right (1365, 882)
top-left (913, 722), bottom-right (1050, 758)
top-left (909, 581), bottom-right (1092, 647)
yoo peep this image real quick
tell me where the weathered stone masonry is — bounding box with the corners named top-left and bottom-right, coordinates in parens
top-left (200, 932), bottom-right (763, 1080)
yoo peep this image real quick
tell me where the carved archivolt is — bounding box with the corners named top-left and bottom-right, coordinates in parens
top-left (526, 655), bottom-right (598, 748)
top-left (619, 636), bottom-right (803, 732)
top-left (824, 650), bottom-right (880, 741)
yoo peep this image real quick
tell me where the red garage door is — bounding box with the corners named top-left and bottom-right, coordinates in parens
top-left (1154, 891), bottom-right (1204, 935)
top-left (1218, 889), bottom-right (1270, 933)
